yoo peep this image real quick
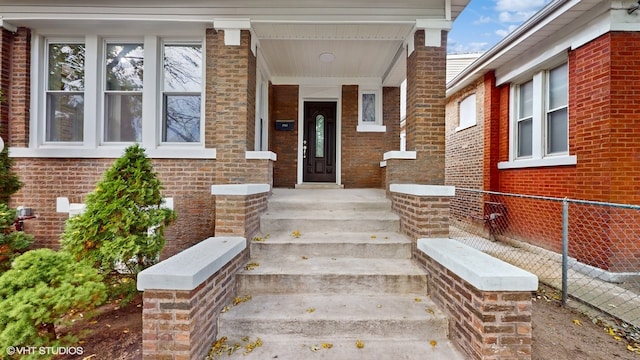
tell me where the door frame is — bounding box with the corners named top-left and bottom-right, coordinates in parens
top-left (297, 86), bottom-right (342, 186)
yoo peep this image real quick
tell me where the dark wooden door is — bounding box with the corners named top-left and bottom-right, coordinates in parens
top-left (303, 102), bottom-right (337, 182)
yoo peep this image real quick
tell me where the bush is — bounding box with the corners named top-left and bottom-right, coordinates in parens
top-left (61, 144), bottom-right (175, 291)
top-left (0, 249), bottom-right (106, 360)
top-left (0, 147), bottom-right (23, 205)
top-left (0, 204), bottom-right (33, 273)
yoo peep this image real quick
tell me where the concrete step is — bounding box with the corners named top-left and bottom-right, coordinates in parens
top-left (208, 337), bottom-right (465, 360)
top-left (218, 294), bottom-right (448, 339)
top-left (236, 257), bottom-right (427, 295)
top-left (250, 231), bottom-right (412, 259)
top-left (267, 188), bottom-right (392, 212)
top-left (260, 210), bottom-right (399, 233)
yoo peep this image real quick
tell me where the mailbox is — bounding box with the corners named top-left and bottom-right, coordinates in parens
top-left (276, 120), bottom-right (295, 131)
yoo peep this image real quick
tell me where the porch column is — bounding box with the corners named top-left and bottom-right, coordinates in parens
top-left (405, 29), bottom-right (447, 185)
top-left (0, 25), bottom-right (30, 148)
top-left (210, 25), bottom-right (259, 184)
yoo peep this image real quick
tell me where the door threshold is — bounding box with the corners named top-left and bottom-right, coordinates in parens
top-left (295, 183), bottom-right (344, 189)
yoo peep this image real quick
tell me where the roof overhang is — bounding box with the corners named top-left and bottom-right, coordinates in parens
top-left (1, 0), bottom-right (470, 87)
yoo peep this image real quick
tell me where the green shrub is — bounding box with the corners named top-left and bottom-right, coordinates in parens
top-left (0, 204), bottom-right (33, 273)
top-left (61, 144), bottom-right (175, 291)
top-left (0, 249), bottom-right (106, 360)
top-left (0, 147), bottom-right (23, 205)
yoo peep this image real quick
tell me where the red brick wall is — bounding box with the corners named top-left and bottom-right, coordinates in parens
top-left (466, 32), bottom-right (640, 272)
top-left (270, 85), bottom-right (299, 188)
top-left (0, 28), bottom-right (12, 143)
top-left (214, 192), bottom-right (268, 240)
top-left (391, 192), bottom-right (451, 241)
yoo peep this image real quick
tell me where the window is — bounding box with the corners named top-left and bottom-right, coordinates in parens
top-left (546, 63), bottom-right (568, 155)
top-left (104, 43), bottom-right (144, 142)
top-left (33, 35), bottom-right (208, 156)
top-left (357, 88), bottom-right (385, 132)
top-left (457, 94), bottom-right (477, 131)
top-left (162, 44), bottom-right (202, 143)
top-left (516, 80), bottom-right (533, 157)
top-left (501, 62), bottom-right (573, 169)
top-left (46, 42), bottom-right (85, 142)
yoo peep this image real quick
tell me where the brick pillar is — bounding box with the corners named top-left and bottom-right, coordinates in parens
top-left (405, 30), bottom-right (447, 185)
top-left (0, 27), bottom-right (30, 147)
top-left (483, 71), bottom-right (501, 192)
top-left (213, 29), bottom-right (257, 184)
top-left (8, 28), bottom-right (30, 148)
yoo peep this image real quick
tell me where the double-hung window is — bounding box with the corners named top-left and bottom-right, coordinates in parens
top-left (104, 43), bottom-right (144, 142)
top-left (162, 43), bottom-right (202, 143)
top-left (503, 62), bottom-right (573, 168)
top-left (32, 35), bottom-right (208, 157)
top-left (45, 42), bottom-right (85, 142)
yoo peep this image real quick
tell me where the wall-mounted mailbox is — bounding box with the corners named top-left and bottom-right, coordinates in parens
top-left (276, 120), bottom-right (295, 131)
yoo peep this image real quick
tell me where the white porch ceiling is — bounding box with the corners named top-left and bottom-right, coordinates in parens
top-left (2, 0), bottom-right (471, 86)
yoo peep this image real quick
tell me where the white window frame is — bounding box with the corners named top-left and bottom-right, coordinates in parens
top-left (455, 93), bottom-right (477, 132)
top-left (357, 88), bottom-right (386, 132)
top-left (159, 40), bottom-right (204, 145)
top-left (42, 38), bottom-right (86, 145)
top-left (24, 34), bottom-right (213, 159)
top-left (500, 62), bottom-right (575, 169)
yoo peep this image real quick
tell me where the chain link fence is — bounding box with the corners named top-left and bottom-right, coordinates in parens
top-left (450, 188), bottom-right (640, 340)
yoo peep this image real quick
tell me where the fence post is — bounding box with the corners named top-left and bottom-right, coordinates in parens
top-left (562, 198), bottom-right (569, 306)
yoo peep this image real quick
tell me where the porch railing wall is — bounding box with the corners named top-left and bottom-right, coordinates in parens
top-left (450, 188), bottom-right (640, 338)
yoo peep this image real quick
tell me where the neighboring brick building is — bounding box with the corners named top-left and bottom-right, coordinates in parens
top-left (445, 1), bottom-right (640, 273)
top-left (0, 0), bottom-right (465, 256)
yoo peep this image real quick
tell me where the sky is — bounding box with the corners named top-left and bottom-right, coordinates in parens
top-left (447, 0), bottom-right (553, 54)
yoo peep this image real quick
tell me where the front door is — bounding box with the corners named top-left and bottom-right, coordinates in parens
top-left (303, 101), bottom-right (336, 182)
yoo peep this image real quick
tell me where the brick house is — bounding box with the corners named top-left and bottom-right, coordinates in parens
top-left (445, 0), bottom-right (640, 273)
top-left (0, 0), bottom-right (468, 257)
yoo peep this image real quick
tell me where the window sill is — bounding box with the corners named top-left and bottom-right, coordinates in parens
top-left (497, 155), bottom-right (576, 169)
top-left (357, 124), bottom-right (386, 132)
top-left (9, 146), bottom-right (217, 159)
top-left (455, 123), bottom-right (477, 132)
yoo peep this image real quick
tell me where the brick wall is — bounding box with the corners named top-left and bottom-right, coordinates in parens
top-left (12, 158), bottom-right (216, 259)
top-left (416, 252), bottom-right (533, 360)
top-left (6, 28), bottom-right (30, 147)
top-left (457, 32), bottom-right (640, 272)
top-left (214, 192), bottom-right (268, 240)
top-left (390, 191), bottom-right (451, 262)
top-left (142, 249), bottom-right (248, 360)
top-left (214, 29), bottom-right (258, 184)
top-left (270, 85), bottom-right (299, 188)
top-left (405, 30), bottom-right (447, 185)
top-left (0, 28), bottom-right (12, 142)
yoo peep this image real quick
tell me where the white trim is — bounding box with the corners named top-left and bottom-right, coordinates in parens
top-left (246, 151), bottom-right (277, 161)
top-left (211, 183), bottom-right (271, 196)
top-left (383, 150), bottom-right (416, 160)
top-left (9, 146), bottom-right (216, 159)
top-left (418, 238), bottom-right (538, 291)
top-left (380, 160), bottom-right (387, 168)
top-left (454, 123), bottom-right (476, 132)
top-left (297, 86), bottom-right (342, 186)
top-left (0, 19), bottom-right (17, 33)
top-left (137, 237), bottom-right (246, 291)
top-left (498, 155), bottom-right (577, 169)
top-left (357, 124), bottom-right (387, 132)
top-left (390, 184), bottom-right (455, 197)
